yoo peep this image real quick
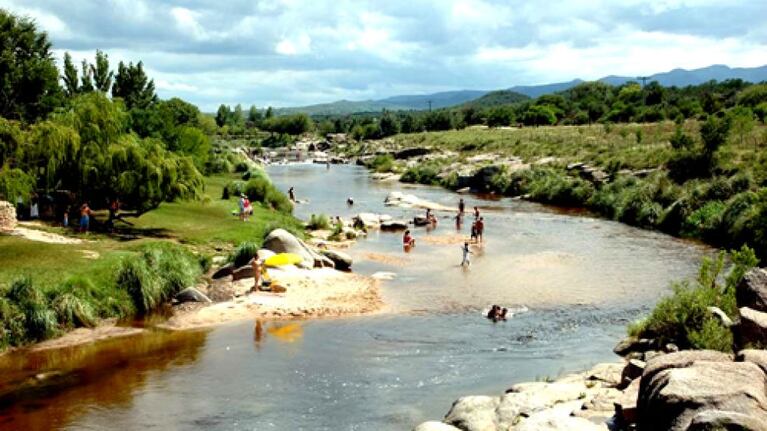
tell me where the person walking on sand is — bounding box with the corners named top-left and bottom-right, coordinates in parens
top-left (460, 241), bottom-right (473, 266)
top-left (476, 217), bottom-right (485, 243)
top-left (288, 187), bottom-right (296, 202)
top-left (458, 198), bottom-right (465, 215)
top-left (79, 202), bottom-right (92, 234)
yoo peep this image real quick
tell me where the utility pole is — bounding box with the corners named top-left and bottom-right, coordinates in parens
top-left (427, 100), bottom-right (432, 112)
top-left (637, 76), bottom-right (649, 87)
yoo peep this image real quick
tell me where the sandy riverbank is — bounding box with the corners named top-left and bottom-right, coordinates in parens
top-left (160, 266), bottom-right (384, 330)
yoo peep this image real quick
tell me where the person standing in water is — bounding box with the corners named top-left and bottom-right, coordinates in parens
top-left (458, 198), bottom-right (465, 215)
top-left (454, 211), bottom-right (463, 229)
top-left (403, 230), bottom-right (416, 247)
top-left (460, 241), bottom-right (472, 266)
top-left (288, 187), bottom-right (296, 202)
top-left (473, 206), bottom-right (480, 219)
top-left (476, 217), bottom-right (485, 243)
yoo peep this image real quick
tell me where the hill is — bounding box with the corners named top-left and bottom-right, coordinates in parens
top-left (462, 90), bottom-right (530, 108)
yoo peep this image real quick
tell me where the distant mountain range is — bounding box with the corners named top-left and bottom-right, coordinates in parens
top-left (275, 64), bottom-right (767, 115)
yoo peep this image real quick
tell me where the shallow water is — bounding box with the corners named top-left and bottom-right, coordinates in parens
top-left (0, 164), bottom-right (711, 430)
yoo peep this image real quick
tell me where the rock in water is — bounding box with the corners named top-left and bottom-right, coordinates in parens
top-left (262, 228), bottom-right (334, 269)
top-left (380, 220), bottom-right (408, 231)
top-left (737, 268), bottom-right (767, 312)
top-left (320, 249), bottom-right (352, 271)
top-left (175, 287), bottom-right (212, 303)
top-left (412, 421), bottom-right (461, 431)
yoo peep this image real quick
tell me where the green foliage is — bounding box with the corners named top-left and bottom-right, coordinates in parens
top-left (401, 164), bottom-right (442, 185)
top-left (307, 214), bottom-right (331, 230)
top-left (522, 105), bottom-right (557, 126)
top-left (486, 106), bottom-right (515, 127)
top-left (0, 165), bottom-right (35, 204)
top-left (231, 241), bottom-right (260, 268)
top-left (241, 171), bottom-right (293, 213)
top-left (112, 61), bottom-right (157, 110)
top-left (117, 242), bottom-right (201, 314)
top-left (263, 113), bottom-right (313, 135)
top-left (629, 246), bottom-right (758, 352)
top-left (6, 277), bottom-right (58, 342)
top-left (0, 10), bottom-right (62, 122)
top-left (682, 200), bottom-right (726, 239)
top-left (368, 154), bottom-right (395, 173)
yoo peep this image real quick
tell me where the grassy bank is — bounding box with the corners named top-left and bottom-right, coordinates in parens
top-left (0, 172), bottom-right (303, 351)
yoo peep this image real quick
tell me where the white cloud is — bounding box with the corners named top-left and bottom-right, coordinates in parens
top-left (275, 34), bottom-right (311, 55)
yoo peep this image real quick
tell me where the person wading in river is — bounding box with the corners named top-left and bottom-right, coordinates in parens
top-left (476, 217), bottom-right (485, 243)
top-left (458, 198), bottom-right (465, 215)
top-left (460, 241), bottom-right (473, 266)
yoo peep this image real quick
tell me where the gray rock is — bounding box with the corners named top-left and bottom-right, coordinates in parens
top-left (640, 350), bottom-right (732, 384)
top-left (736, 349), bottom-right (767, 374)
top-left (320, 249), bottom-right (352, 271)
top-left (212, 264), bottom-right (234, 279)
top-left (638, 359), bottom-right (767, 431)
top-left (620, 359), bottom-right (645, 388)
top-left (687, 409), bottom-right (767, 431)
top-left (262, 228), bottom-right (334, 269)
top-left (380, 220), bottom-right (408, 231)
top-left (444, 395), bottom-right (499, 431)
top-left (708, 306), bottom-right (734, 327)
top-left (232, 265), bottom-right (255, 281)
top-left (175, 287), bottom-right (212, 303)
top-left (613, 336), bottom-right (655, 356)
top-left (736, 268), bottom-right (767, 312)
top-left (614, 377), bottom-right (640, 426)
top-left (412, 421), bottom-right (461, 431)
top-left (736, 306), bottom-right (767, 349)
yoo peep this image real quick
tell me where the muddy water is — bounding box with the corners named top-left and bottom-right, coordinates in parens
top-left (0, 164), bottom-right (711, 430)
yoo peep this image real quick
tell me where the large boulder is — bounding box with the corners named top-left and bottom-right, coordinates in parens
top-left (638, 354), bottom-right (767, 431)
top-left (444, 396), bottom-right (499, 431)
top-left (262, 229), bottom-right (334, 269)
top-left (353, 213), bottom-right (384, 229)
top-left (320, 249), bottom-right (352, 271)
top-left (232, 265), bottom-right (255, 281)
top-left (613, 336), bottom-right (656, 356)
top-left (736, 349), bottom-right (767, 374)
top-left (212, 264), bottom-right (234, 279)
top-left (175, 287), bottom-right (212, 303)
top-left (380, 220), bottom-right (408, 231)
top-left (737, 268), bottom-right (767, 312)
top-left (470, 165), bottom-right (504, 192)
top-left (735, 306), bottom-right (767, 349)
top-left (687, 409), bottom-right (767, 430)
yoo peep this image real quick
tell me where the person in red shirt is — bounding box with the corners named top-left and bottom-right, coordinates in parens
top-left (403, 229), bottom-right (415, 250)
top-left (476, 217), bottom-right (485, 243)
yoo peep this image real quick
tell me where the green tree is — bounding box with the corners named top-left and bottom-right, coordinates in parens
top-left (486, 106), bottom-right (514, 127)
top-left (215, 105), bottom-right (230, 128)
top-left (232, 104), bottom-right (244, 127)
top-left (112, 61), bottom-right (157, 110)
top-left (265, 106), bottom-right (274, 119)
top-left (379, 113), bottom-right (400, 137)
top-left (0, 10), bottom-right (62, 122)
top-left (728, 106), bottom-right (756, 147)
top-left (522, 105), bottom-right (557, 126)
top-left (700, 114), bottom-right (731, 157)
top-left (90, 50), bottom-right (113, 93)
top-left (247, 105), bottom-right (262, 127)
top-left (62, 52), bottom-right (80, 97)
top-left (80, 59), bottom-right (94, 93)
top-left (171, 126), bottom-right (210, 171)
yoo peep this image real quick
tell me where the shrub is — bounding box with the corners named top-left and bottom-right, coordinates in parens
top-left (682, 200), bottom-right (726, 239)
top-left (7, 277), bottom-right (57, 342)
top-left (629, 246), bottom-right (758, 352)
top-left (231, 241), bottom-right (260, 267)
top-left (51, 293), bottom-right (96, 328)
top-left (368, 154), bottom-right (394, 173)
top-left (242, 173), bottom-right (293, 213)
top-left (307, 214), bottom-right (330, 230)
top-left (401, 164), bottom-right (441, 185)
top-left (116, 242), bottom-right (201, 314)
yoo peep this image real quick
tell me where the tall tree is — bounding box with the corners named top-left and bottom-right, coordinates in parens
top-left (112, 61), bottom-right (157, 110)
top-left (62, 52), bottom-right (80, 97)
top-left (247, 105), bottom-right (261, 127)
top-left (90, 50), bottom-right (113, 93)
top-left (232, 104), bottom-right (244, 127)
top-left (0, 10), bottom-right (62, 122)
top-left (80, 59), bottom-right (95, 93)
top-left (215, 104), bottom-right (230, 128)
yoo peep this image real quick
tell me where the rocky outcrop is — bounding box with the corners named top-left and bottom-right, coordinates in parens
top-left (353, 213), bottom-right (390, 229)
top-left (380, 220), bottom-right (408, 231)
top-left (0, 200), bottom-right (16, 231)
top-left (566, 163), bottom-right (609, 184)
top-left (384, 192), bottom-right (453, 211)
top-left (212, 264), bottom-right (234, 279)
top-left (320, 249), bottom-right (352, 271)
top-left (735, 306), bottom-right (767, 349)
top-left (232, 265), bottom-right (255, 281)
top-left (262, 228), bottom-right (334, 268)
top-left (737, 268), bottom-right (767, 312)
top-left (395, 147), bottom-right (432, 159)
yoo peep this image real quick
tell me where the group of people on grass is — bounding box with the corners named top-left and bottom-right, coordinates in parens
top-left (238, 194), bottom-right (253, 221)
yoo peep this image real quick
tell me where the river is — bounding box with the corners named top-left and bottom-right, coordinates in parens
top-left (0, 164), bottom-right (710, 430)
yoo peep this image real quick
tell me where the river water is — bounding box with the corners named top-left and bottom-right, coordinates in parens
top-left (0, 164), bottom-right (710, 430)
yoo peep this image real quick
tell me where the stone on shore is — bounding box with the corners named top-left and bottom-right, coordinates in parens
top-left (320, 249), bottom-right (352, 271)
top-left (735, 306), bottom-right (767, 349)
top-left (638, 352), bottom-right (767, 431)
top-left (212, 264), bottom-right (234, 279)
top-left (412, 421), bottom-right (461, 431)
top-left (737, 268), bottom-right (767, 312)
top-left (232, 265), bottom-right (255, 281)
top-left (736, 349), bottom-right (767, 374)
top-left (175, 287), bottom-right (212, 303)
top-left (263, 228), bottom-right (334, 268)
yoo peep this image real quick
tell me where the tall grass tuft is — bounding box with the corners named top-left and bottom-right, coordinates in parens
top-left (231, 241), bottom-right (260, 267)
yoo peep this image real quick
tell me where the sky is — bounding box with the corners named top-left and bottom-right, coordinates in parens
top-left (2, 0), bottom-right (766, 111)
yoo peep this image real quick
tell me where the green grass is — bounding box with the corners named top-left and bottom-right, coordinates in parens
top-left (0, 172), bottom-right (303, 350)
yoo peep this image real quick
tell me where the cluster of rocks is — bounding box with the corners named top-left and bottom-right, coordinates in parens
top-left (0, 200), bottom-right (16, 231)
top-left (178, 229), bottom-right (354, 304)
top-left (415, 268), bottom-right (767, 430)
top-left (566, 162), bottom-right (610, 184)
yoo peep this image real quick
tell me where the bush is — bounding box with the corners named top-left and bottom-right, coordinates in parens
top-left (6, 277), bottom-right (57, 342)
top-left (368, 154), bottom-right (394, 173)
top-left (242, 172), bottom-right (293, 213)
top-left (307, 214), bottom-right (330, 230)
top-left (682, 200), bottom-right (726, 239)
top-left (401, 164), bottom-right (441, 185)
top-left (628, 246), bottom-right (758, 352)
top-left (231, 241), bottom-right (260, 267)
top-left (51, 293), bottom-right (96, 329)
top-left (116, 242), bottom-right (201, 314)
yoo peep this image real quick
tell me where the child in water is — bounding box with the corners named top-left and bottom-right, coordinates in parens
top-left (403, 230), bottom-right (415, 247)
top-left (460, 242), bottom-right (472, 266)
